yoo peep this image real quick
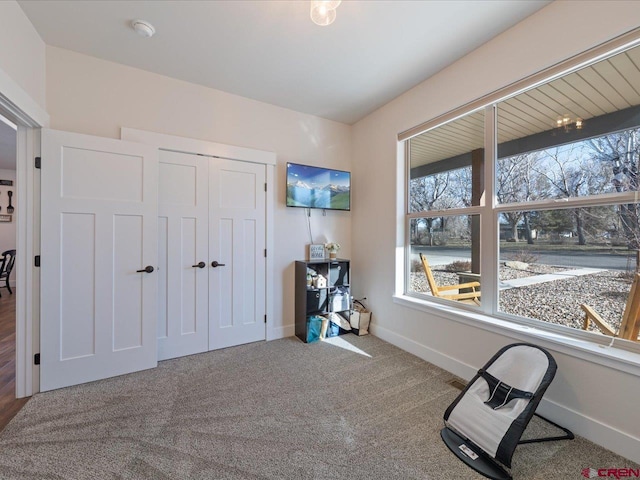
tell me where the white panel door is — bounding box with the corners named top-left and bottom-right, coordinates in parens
top-left (40, 129), bottom-right (158, 391)
top-left (209, 158), bottom-right (266, 349)
top-left (157, 150), bottom-right (209, 360)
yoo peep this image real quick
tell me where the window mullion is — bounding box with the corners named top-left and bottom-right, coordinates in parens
top-left (402, 141), bottom-right (410, 297)
top-left (496, 191), bottom-right (640, 213)
top-left (481, 105), bottom-right (498, 314)
top-left (407, 206), bottom-right (483, 219)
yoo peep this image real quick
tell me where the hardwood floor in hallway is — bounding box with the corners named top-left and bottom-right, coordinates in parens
top-left (0, 289), bottom-right (29, 432)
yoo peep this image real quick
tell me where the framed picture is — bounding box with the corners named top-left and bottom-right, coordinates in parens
top-left (0, 214), bottom-right (11, 222)
top-left (309, 244), bottom-right (325, 260)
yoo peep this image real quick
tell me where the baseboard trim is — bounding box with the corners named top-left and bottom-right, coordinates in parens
top-left (267, 324), bottom-right (295, 341)
top-left (370, 324), bottom-right (477, 380)
top-left (0, 280), bottom-right (16, 289)
top-left (536, 397), bottom-right (640, 464)
top-left (370, 324), bottom-right (640, 464)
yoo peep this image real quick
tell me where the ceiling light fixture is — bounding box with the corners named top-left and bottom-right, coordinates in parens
top-left (554, 114), bottom-right (583, 132)
top-left (131, 19), bottom-right (156, 38)
top-left (310, 0), bottom-right (341, 26)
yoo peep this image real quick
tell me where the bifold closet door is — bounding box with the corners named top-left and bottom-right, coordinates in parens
top-left (157, 151), bottom-right (267, 356)
top-left (209, 158), bottom-right (266, 350)
top-left (157, 150), bottom-right (209, 360)
top-left (40, 129), bottom-right (158, 391)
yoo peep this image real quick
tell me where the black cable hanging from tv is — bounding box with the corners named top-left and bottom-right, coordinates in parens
top-left (306, 208), bottom-right (314, 243)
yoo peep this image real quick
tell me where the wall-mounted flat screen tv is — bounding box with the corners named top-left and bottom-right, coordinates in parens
top-left (286, 162), bottom-right (351, 211)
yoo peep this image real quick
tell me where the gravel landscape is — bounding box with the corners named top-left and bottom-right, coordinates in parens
top-left (410, 264), bottom-right (631, 333)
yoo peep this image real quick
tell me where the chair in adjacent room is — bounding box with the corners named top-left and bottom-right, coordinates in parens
top-left (581, 272), bottom-right (640, 342)
top-left (0, 249), bottom-right (16, 297)
top-left (419, 253), bottom-right (481, 304)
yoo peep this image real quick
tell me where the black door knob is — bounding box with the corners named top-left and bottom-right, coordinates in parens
top-left (211, 261), bottom-right (226, 268)
top-left (192, 261), bottom-right (206, 268)
top-left (136, 265), bottom-right (155, 273)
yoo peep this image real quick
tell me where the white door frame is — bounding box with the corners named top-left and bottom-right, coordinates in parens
top-left (0, 66), bottom-right (50, 398)
top-left (15, 126), bottom-right (41, 397)
top-left (120, 128), bottom-right (277, 342)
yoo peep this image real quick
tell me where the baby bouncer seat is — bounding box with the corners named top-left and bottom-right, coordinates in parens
top-left (441, 343), bottom-right (574, 480)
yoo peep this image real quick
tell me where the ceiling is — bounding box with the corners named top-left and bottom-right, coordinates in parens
top-left (410, 43), bottom-right (640, 168)
top-left (18, 0), bottom-right (550, 125)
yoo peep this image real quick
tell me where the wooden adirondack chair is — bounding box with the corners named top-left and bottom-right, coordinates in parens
top-left (581, 272), bottom-right (640, 342)
top-left (419, 253), bottom-right (481, 304)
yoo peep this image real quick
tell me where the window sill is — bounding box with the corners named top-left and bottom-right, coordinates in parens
top-left (392, 294), bottom-right (640, 378)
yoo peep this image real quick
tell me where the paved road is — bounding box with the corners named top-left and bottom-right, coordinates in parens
top-left (412, 246), bottom-right (636, 271)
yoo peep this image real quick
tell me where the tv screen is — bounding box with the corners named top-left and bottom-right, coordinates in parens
top-left (286, 163), bottom-right (350, 211)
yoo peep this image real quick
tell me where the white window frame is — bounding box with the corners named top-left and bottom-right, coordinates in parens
top-left (398, 28), bottom-right (640, 373)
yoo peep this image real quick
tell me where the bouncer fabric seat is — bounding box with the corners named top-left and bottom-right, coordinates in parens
top-left (441, 343), bottom-right (573, 480)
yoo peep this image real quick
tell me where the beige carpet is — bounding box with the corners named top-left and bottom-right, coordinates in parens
top-left (0, 335), bottom-right (636, 479)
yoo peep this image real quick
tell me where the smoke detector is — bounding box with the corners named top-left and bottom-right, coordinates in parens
top-left (131, 20), bottom-right (155, 38)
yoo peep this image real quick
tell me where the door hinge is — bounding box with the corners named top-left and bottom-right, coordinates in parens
top-left (264, 182), bottom-right (267, 192)
top-left (35, 156), bottom-right (41, 169)
top-left (34, 255), bottom-right (40, 267)
top-left (264, 249), bottom-right (267, 257)
top-left (34, 353), bottom-right (40, 365)
top-left (264, 314), bottom-right (267, 324)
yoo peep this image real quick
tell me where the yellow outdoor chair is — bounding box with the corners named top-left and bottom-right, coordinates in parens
top-left (419, 253), bottom-right (481, 305)
top-left (581, 272), bottom-right (640, 342)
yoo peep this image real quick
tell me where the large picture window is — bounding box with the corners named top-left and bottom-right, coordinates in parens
top-left (405, 38), bottom-right (640, 349)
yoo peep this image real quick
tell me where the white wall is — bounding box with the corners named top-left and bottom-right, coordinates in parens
top-left (352, 0), bottom-right (640, 464)
top-left (0, 169), bottom-right (16, 286)
top-left (46, 46), bottom-right (352, 337)
top-left (0, 1), bottom-right (46, 119)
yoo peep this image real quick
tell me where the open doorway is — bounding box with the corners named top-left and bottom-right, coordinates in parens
top-left (0, 113), bottom-right (27, 431)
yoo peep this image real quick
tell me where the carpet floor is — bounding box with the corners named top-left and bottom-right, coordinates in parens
top-left (0, 335), bottom-right (636, 479)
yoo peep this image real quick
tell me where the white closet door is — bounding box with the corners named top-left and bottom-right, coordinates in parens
top-left (157, 150), bottom-right (209, 360)
top-left (209, 158), bottom-right (266, 349)
top-left (40, 129), bottom-right (158, 391)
